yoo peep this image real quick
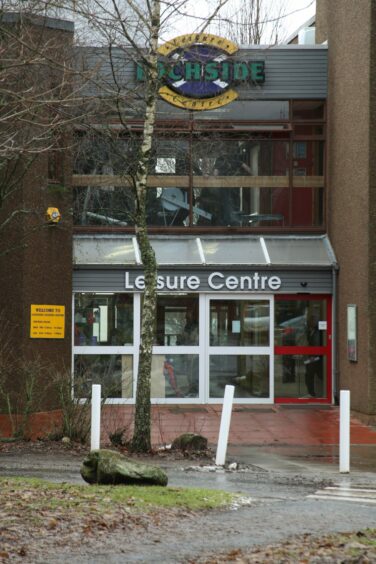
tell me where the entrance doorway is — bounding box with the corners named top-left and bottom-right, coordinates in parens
top-left (274, 295), bottom-right (332, 402)
top-left (206, 295), bottom-right (273, 403)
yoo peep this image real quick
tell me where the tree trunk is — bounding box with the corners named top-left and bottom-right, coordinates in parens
top-left (130, 0), bottom-right (160, 453)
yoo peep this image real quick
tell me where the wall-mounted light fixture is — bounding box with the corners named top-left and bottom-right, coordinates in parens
top-left (46, 207), bottom-right (61, 224)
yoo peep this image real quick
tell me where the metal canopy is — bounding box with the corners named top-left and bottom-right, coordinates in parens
top-left (73, 235), bottom-right (337, 268)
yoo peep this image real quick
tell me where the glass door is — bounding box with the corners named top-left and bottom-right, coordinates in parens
top-left (206, 295), bottom-right (273, 403)
top-left (274, 295), bottom-right (332, 402)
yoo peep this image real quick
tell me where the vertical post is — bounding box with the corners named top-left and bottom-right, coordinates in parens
top-left (215, 385), bottom-right (235, 466)
top-left (339, 389), bottom-right (350, 473)
top-left (91, 384), bottom-right (101, 451)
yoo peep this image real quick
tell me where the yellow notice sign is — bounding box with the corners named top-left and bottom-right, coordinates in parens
top-left (30, 305), bottom-right (65, 339)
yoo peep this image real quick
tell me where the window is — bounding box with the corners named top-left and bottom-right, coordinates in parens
top-left (155, 295), bottom-right (199, 346)
top-left (73, 100), bottom-right (326, 231)
top-left (74, 293), bottom-right (133, 346)
top-left (74, 354), bottom-right (133, 398)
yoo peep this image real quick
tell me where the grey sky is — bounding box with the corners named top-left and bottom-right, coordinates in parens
top-left (163, 0), bottom-right (316, 43)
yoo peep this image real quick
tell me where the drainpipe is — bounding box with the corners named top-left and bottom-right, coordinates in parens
top-left (332, 265), bottom-right (339, 404)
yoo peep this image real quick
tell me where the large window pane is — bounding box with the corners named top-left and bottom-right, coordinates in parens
top-left (74, 354), bottom-right (133, 398)
top-left (211, 187), bottom-right (288, 228)
top-left (275, 300), bottom-right (327, 346)
top-left (74, 135), bottom-right (140, 176)
top-left (192, 139), bottom-right (289, 227)
top-left (256, 187), bottom-right (289, 226)
top-left (147, 187), bottom-right (190, 227)
top-left (72, 105), bottom-right (326, 232)
top-left (73, 187), bottom-right (134, 226)
top-left (292, 141), bottom-right (324, 176)
top-left (149, 139), bottom-right (191, 226)
top-left (73, 186), bottom-right (188, 227)
top-left (291, 187), bottom-right (324, 227)
top-left (151, 139), bottom-right (190, 175)
top-left (275, 354), bottom-right (326, 398)
top-left (210, 300), bottom-right (269, 346)
top-left (155, 295), bottom-right (199, 346)
top-left (151, 354), bottom-right (199, 398)
top-left (209, 355), bottom-right (269, 398)
top-left (74, 293), bottom-right (133, 346)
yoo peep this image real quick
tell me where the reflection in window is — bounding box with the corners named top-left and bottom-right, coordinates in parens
top-left (73, 105), bottom-right (325, 230)
top-left (148, 187), bottom-right (190, 227)
top-left (74, 354), bottom-right (133, 398)
top-left (73, 187), bottom-right (134, 226)
top-left (275, 355), bottom-right (326, 398)
top-left (74, 293), bottom-right (133, 346)
top-left (155, 295), bottom-right (199, 346)
top-left (151, 354), bottom-right (199, 398)
top-left (209, 355), bottom-right (269, 398)
top-left (275, 300), bottom-right (327, 347)
top-left (192, 139), bottom-right (289, 227)
top-left (74, 134), bottom-right (140, 176)
top-left (210, 300), bottom-right (269, 346)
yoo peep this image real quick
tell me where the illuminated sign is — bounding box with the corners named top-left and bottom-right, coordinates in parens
top-left (30, 304), bottom-right (65, 339)
top-left (136, 33), bottom-right (265, 111)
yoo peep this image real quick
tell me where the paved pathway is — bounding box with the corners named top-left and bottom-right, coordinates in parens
top-left (102, 404), bottom-right (376, 447)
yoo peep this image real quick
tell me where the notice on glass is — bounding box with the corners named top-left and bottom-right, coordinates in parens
top-left (30, 305), bottom-right (65, 339)
top-left (232, 320), bottom-right (241, 333)
top-left (347, 304), bottom-right (357, 362)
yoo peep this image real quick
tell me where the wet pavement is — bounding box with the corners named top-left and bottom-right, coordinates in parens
top-left (109, 403), bottom-right (376, 449)
top-left (0, 406), bottom-right (376, 564)
top-left (1, 404), bottom-right (376, 485)
top-left (1, 441), bottom-right (376, 488)
top-left (2, 443), bottom-right (376, 564)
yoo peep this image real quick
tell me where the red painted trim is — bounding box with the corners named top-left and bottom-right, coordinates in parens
top-left (274, 294), bottom-right (332, 404)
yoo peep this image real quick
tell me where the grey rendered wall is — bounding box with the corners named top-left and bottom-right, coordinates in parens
top-left (73, 268), bottom-right (333, 293)
top-left (75, 45), bottom-right (327, 121)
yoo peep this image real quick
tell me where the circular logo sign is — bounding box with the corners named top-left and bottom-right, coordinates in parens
top-left (157, 34), bottom-right (239, 111)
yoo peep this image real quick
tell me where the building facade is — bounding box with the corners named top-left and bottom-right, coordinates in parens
top-left (72, 38), bottom-right (334, 406)
top-left (317, 0), bottom-right (376, 419)
top-left (2, 2), bottom-right (376, 420)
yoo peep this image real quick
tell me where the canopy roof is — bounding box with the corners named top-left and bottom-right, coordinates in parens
top-left (73, 235), bottom-right (337, 269)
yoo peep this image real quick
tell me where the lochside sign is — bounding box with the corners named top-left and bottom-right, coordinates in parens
top-left (136, 33), bottom-right (265, 111)
top-left (125, 271), bottom-right (281, 292)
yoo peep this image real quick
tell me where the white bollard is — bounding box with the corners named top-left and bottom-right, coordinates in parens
top-left (339, 390), bottom-right (350, 473)
top-left (215, 385), bottom-right (235, 466)
top-left (91, 384), bottom-right (102, 451)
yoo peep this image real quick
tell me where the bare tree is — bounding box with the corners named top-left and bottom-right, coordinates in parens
top-left (63, 0), bottom-right (229, 452)
top-left (216, 0), bottom-right (286, 45)
top-left (0, 4), bottom-right (79, 256)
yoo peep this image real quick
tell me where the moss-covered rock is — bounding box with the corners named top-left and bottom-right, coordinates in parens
top-left (171, 433), bottom-right (208, 452)
top-left (80, 449), bottom-right (168, 486)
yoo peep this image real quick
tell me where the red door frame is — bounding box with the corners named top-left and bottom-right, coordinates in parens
top-left (274, 294), bottom-right (332, 404)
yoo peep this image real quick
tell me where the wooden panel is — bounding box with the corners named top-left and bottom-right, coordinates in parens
top-left (72, 174), bottom-right (290, 188)
top-left (193, 176), bottom-right (289, 188)
top-left (293, 176), bottom-right (324, 188)
top-left (73, 174), bottom-right (189, 187)
top-left (73, 174), bottom-right (324, 189)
